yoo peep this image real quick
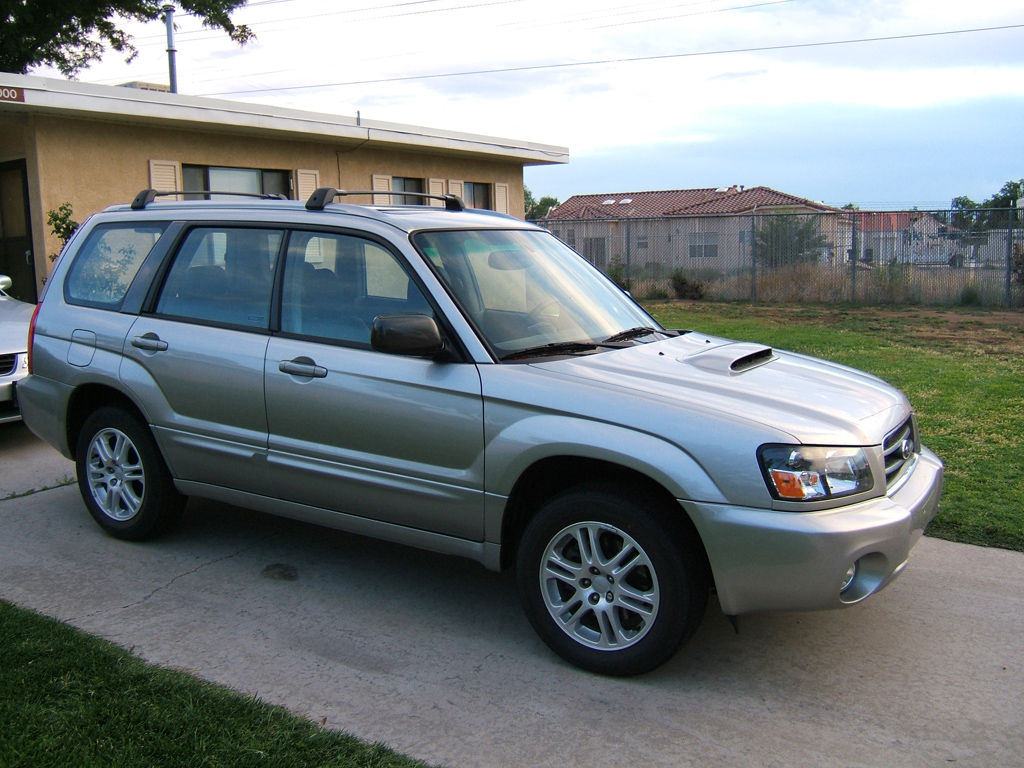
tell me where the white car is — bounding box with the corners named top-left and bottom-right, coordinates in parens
top-left (0, 274), bottom-right (33, 424)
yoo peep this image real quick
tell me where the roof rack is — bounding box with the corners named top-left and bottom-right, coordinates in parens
top-left (305, 187), bottom-right (466, 212)
top-left (130, 189), bottom-right (288, 210)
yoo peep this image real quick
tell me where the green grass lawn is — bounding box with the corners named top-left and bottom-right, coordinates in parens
top-left (646, 301), bottom-right (1024, 553)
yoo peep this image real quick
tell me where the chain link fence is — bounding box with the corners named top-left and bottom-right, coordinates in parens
top-left (536, 208), bottom-right (1024, 307)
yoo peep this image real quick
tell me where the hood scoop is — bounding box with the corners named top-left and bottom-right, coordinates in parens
top-left (678, 342), bottom-right (776, 375)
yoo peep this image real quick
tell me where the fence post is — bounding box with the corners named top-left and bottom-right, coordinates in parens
top-left (625, 217), bottom-right (632, 288)
top-left (750, 213), bottom-right (757, 302)
top-left (1008, 202), bottom-right (1016, 308)
top-left (850, 214), bottom-right (858, 303)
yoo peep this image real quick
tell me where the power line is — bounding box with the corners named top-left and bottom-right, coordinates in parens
top-left (199, 23), bottom-right (1024, 96)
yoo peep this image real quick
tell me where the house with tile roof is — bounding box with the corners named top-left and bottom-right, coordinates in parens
top-left (538, 186), bottom-right (845, 278)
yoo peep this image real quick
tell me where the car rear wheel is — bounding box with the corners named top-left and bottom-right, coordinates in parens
top-left (76, 406), bottom-right (184, 540)
top-left (516, 482), bottom-right (708, 676)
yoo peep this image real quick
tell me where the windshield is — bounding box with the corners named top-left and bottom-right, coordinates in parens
top-left (413, 229), bottom-right (662, 358)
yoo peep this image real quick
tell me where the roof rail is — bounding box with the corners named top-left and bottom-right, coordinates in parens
top-left (305, 187), bottom-right (466, 212)
top-left (130, 189), bottom-right (288, 210)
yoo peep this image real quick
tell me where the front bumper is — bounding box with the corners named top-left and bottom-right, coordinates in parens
top-left (0, 352), bottom-right (28, 424)
top-left (683, 447), bottom-right (943, 616)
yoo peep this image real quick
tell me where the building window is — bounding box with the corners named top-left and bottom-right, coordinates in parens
top-left (636, 236), bottom-right (649, 250)
top-left (688, 231), bottom-right (719, 259)
top-left (392, 177), bottom-right (425, 205)
top-left (182, 165), bottom-right (290, 200)
top-left (463, 182), bottom-right (491, 210)
top-left (583, 237), bottom-right (607, 268)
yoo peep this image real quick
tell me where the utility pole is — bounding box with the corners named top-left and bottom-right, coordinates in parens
top-left (163, 5), bottom-right (178, 93)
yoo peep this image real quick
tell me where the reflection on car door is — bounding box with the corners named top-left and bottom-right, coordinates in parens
top-left (120, 226), bottom-right (283, 495)
top-left (264, 231), bottom-right (485, 540)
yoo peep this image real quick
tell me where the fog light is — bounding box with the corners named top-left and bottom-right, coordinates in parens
top-left (840, 562), bottom-right (858, 593)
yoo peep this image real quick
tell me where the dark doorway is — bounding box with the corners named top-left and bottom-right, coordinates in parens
top-left (0, 160), bottom-right (36, 303)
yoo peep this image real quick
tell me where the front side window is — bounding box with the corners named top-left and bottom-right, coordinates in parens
top-left (414, 229), bottom-right (656, 358)
top-left (65, 223), bottom-right (168, 309)
top-left (280, 231), bottom-right (432, 345)
top-left (155, 227), bottom-right (283, 329)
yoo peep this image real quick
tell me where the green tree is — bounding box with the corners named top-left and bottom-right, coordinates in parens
top-left (524, 186), bottom-right (559, 220)
top-left (0, 1), bottom-right (253, 78)
top-left (754, 214), bottom-right (828, 268)
top-left (949, 179), bottom-right (1022, 230)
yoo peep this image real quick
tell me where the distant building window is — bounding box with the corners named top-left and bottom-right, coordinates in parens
top-left (584, 237), bottom-right (607, 268)
top-left (463, 182), bottom-right (492, 210)
top-left (689, 231), bottom-right (718, 259)
top-left (636, 236), bottom-right (648, 250)
top-left (565, 230), bottom-right (576, 248)
top-left (182, 165), bottom-right (290, 199)
top-left (392, 177), bottom-right (425, 205)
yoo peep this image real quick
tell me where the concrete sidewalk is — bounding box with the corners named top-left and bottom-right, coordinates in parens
top-left (1, 421), bottom-right (1022, 767)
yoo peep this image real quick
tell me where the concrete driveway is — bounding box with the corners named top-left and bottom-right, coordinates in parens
top-left (1, 420), bottom-right (1022, 768)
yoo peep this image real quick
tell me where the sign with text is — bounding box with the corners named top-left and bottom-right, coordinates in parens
top-left (0, 87), bottom-right (26, 103)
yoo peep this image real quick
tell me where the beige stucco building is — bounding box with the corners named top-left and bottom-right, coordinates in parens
top-left (0, 72), bottom-right (568, 303)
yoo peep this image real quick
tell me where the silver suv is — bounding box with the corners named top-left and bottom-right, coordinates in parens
top-left (20, 188), bottom-right (943, 675)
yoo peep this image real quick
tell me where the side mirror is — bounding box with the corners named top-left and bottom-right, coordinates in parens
top-left (371, 314), bottom-right (446, 358)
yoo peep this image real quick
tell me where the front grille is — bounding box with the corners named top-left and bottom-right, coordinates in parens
top-left (0, 353), bottom-right (16, 376)
top-left (883, 416), bottom-right (917, 488)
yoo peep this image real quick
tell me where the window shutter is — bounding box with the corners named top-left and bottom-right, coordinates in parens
top-left (149, 160), bottom-right (181, 198)
top-left (428, 178), bottom-right (445, 207)
top-left (448, 179), bottom-right (464, 203)
top-left (494, 182), bottom-right (510, 215)
top-left (372, 174), bottom-right (392, 205)
top-left (295, 169), bottom-right (320, 202)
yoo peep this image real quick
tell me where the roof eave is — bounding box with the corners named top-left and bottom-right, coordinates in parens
top-left (0, 72), bottom-right (569, 166)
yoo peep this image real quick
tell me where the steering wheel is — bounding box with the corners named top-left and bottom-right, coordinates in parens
top-left (526, 299), bottom-right (560, 327)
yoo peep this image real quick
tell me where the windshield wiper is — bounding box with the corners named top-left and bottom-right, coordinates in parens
top-left (500, 341), bottom-right (598, 361)
top-left (602, 326), bottom-right (662, 343)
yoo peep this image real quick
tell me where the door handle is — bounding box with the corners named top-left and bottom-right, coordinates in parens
top-left (131, 333), bottom-right (168, 351)
top-left (279, 357), bottom-right (327, 378)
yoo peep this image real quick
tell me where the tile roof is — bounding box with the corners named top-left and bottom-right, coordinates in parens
top-left (543, 186), bottom-right (840, 220)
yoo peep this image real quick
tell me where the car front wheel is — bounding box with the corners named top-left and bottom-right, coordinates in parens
top-left (516, 482), bottom-right (708, 676)
top-left (76, 405), bottom-right (184, 541)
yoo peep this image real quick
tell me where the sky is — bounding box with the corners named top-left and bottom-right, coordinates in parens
top-left (33, 0), bottom-right (1024, 210)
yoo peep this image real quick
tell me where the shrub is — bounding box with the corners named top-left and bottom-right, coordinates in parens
top-left (46, 202), bottom-right (79, 262)
top-left (959, 283), bottom-right (982, 306)
top-left (671, 269), bottom-right (707, 300)
top-left (607, 256), bottom-right (630, 290)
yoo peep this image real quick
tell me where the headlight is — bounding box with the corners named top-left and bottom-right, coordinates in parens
top-left (759, 445), bottom-right (874, 501)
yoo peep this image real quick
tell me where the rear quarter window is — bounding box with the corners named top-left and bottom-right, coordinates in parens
top-left (65, 223), bottom-right (168, 309)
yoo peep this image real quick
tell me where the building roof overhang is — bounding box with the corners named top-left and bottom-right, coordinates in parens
top-left (0, 72), bottom-right (568, 166)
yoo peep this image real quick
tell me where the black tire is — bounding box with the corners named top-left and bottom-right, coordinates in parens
top-left (516, 482), bottom-right (708, 676)
top-left (76, 405), bottom-right (185, 541)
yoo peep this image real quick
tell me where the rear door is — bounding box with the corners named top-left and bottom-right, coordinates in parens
top-left (264, 230), bottom-right (486, 540)
top-left (120, 225), bottom-right (284, 495)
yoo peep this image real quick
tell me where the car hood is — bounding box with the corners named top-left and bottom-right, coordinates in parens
top-left (0, 295), bottom-right (34, 356)
top-left (532, 332), bottom-right (909, 445)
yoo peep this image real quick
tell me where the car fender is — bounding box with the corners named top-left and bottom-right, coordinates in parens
top-left (485, 413), bottom-right (728, 505)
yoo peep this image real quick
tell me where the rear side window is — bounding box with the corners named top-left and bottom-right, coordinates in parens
top-left (155, 227), bottom-right (284, 329)
top-left (65, 223), bottom-right (168, 309)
